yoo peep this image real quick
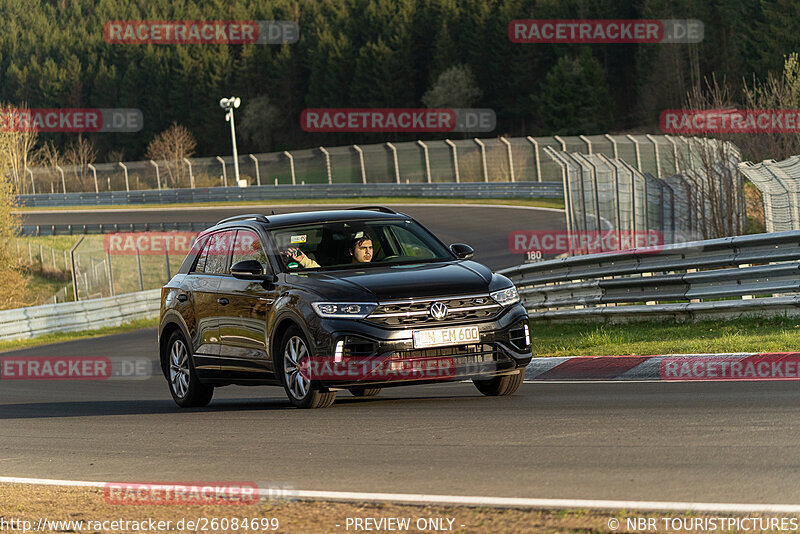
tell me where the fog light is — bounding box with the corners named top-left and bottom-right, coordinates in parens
top-left (334, 341), bottom-right (344, 362)
top-left (523, 323), bottom-right (530, 346)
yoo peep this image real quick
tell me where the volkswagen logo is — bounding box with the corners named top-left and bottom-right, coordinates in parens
top-left (429, 302), bottom-right (448, 320)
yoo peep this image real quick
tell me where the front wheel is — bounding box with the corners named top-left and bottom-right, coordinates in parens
top-left (277, 326), bottom-right (337, 409)
top-left (473, 370), bottom-right (524, 396)
top-left (166, 331), bottom-right (214, 408)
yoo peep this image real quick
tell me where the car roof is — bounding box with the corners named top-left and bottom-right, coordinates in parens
top-left (207, 208), bottom-right (410, 234)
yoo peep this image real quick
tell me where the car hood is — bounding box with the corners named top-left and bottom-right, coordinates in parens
top-left (291, 260), bottom-right (494, 301)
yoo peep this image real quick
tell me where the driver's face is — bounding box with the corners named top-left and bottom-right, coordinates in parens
top-left (352, 240), bottom-right (373, 263)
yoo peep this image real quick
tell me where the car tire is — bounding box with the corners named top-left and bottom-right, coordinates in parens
top-left (348, 386), bottom-right (382, 397)
top-left (277, 326), bottom-right (337, 409)
top-left (473, 370), bottom-right (524, 397)
top-left (166, 330), bottom-right (214, 408)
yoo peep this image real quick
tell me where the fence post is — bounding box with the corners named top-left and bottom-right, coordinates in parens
top-left (28, 241), bottom-right (32, 263)
top-left (526, 136), bottom-right (542, 182)
top-left (579, 135), bottom-right (593, 155)
top-left (544, 147), bottom-right (576, 255)
top-left (595, 153), bottom-right (623, 248)
top-left (87, 163), bottom-right (98, 193)
top-left (149, 160), bottom-right (161, 190)
top-left (444, 139), bottom-right (459, 183)
top-left (604, 134), bottom-right (619, 159)
top-left (183, 157), bottom-right (195, 188)
top-left (64, 250), bottom-right (69, 271)
top-left (554, 135), bottom-right (567, 151)
top-left (70, 236), bottom-right (84, 301)
top-left (39, 244), bottom-right (43, 265)
top-left (136, 245), bottom-right (144, 291)
top-left (319, 146), bottom-right (332, 184)
top-left (353, 145), bottom-right (367, 184)
top-left (386, 143), bottom-right (400, 183)
top-left (106, 250), bottom-right (115, 296)
top-left (249, 154), bottom-right (261, 186)
top-left (574, 153), bottom-right (603, 243)
top-left (118, 162), bottom-right (129, 191)
top-left (417, 140), bottom-right (431, 183)
top-left (499, 137), bottom-right (515, 182)
top-left (626, 134), bottom-right (643, 171)
top-left (283, 151), bottom-right (296, 185)
top-left (216, 156), bottom-right (228, 187)
top-left (474, 138), bottom-right (488, 182)
top-left (165, 247), bottom-right (171, 281)
top-left (25, 167), bottom-right (35, 194)
top-left (51, 247), bottom-right (56, 270)
top-left (56, 165), bottom-right (66, 193)
top-left (664, 135), bottom-right (681, 173)
top-left (645, 134), bottom-right (663, 178)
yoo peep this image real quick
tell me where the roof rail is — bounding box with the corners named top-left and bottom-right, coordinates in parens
top-left (215, 213), bottom-right (270, 225)
top-left (346, 206), bottom-right (397, 214)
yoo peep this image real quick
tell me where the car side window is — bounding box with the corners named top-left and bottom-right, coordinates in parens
top-left (200, 231), bottom-right (235, 275)
top-left (191, 236), bottom-right (210, 273)
top-left (232, 230), bottom-right (270, 272)
top-left (388, 224), bottom-right (436, 259)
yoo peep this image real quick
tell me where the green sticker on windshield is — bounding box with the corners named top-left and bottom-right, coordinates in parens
top-left (287, 261), bottom-right (299, 269)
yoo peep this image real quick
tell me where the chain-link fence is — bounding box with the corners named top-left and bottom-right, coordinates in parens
top-left (17, 134), bottom-right (724, 194)
top-left (739, 156), bottom-right (800, 232)
top-left (543, 138), bottom-right (744, 254)
top-left (12, 238), bottom-right (73, 304)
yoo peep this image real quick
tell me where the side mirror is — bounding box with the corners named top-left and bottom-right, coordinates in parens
top-left (231, 259), bottom-right (273, 281)
top-left (450, 243), bottom-right (474, 260)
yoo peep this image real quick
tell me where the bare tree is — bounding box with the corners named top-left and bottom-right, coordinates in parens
top-left (3, 103), bottom-right (38, 195)
top-left (0, 119), bottom-right (30, 309)
top-left (145, 123), bottom-right (197, 187)
top-left (64, 135), bottom-right (98, 191)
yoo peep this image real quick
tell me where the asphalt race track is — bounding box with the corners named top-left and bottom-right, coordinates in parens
top-left (2, 329), bottom-right (800, 505)
top-left (20, 203), bottom-right (563, 270)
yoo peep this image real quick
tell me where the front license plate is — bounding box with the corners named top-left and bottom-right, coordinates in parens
top-left (412, 326), bottom-right (480, 348)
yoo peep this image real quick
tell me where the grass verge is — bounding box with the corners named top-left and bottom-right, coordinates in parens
top-left (528, 317), bottom-right (800, 357)
top-left (0, 317), bottom-right (157, 353)
top-left (15, 196), bottom-right (565, 212)
top-left (0, 484), bottom-right (752, 534)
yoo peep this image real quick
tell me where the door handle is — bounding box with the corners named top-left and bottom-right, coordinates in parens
top-left (177, 294), bottom-right (188, 302)
top-left (218, 297), bottom-right (230, 305)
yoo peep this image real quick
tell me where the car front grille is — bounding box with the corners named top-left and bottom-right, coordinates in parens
top-left (365, 295), bottom-right (502, 327)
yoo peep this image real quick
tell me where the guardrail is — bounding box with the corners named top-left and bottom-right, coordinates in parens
top-left (499, 231), bottom-right (800, 322)
top-left (21, 222), bottom-right (214, 236)
top-left (0, 289), bottom-right (160, 341)
top-left (17, 182), bottom-right (564, 207)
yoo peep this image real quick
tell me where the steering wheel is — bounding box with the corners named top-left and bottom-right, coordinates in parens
top-left (381, 255), bottom-right (401, 261)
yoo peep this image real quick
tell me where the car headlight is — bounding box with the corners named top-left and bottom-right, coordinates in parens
top-left (490, 286), bottom-right (519, 306)
top-left (311, 302), bottom-right (378, 319)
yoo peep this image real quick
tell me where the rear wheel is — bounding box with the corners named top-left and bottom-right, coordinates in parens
top-left (277, 326), bottom-right (337, 409)
top-left (473, 370), bottom-right (524, 397)
top-left (348, 386), bottom-right (382, 397)
top-left (166, 331), bottom-right (214, 407)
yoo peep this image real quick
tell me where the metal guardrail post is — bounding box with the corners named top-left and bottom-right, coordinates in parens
top-left (55, 165), bottom-right (66, 193)
top-left (353, 145), bottom-right (367, 184)
top-left (249, 154), bottom-right (261, 186)
top-left (149, 160), bottom-right (161, 190)
top-left (526, 136), bottom-right (542, 182)
top-left (283, 151), bottom-right (296, 185)
top-left (25, 167), bottom-right (35, 194)
top-left (87, 163), bottom-right (98, 193)
top-left (319, 146), bottom-right (332, 184)
top-left (499, 137), bottom-right (515, 182)
top-left (417, 140), bottom-right (431, 183)
top-left (118, 162), bottom-right (129, 191)
top-left (216, 156), bottom-right (228, 187)
top-left (444, 139), bottom-right (459, 183)
top-left (474, 138), bottom-right (488, 182)
top-left (70, 236), bottom-right (84, 301)
top-left (183, 158), bottom-right (195, 188)
top-left (386, 143), bottom-right (400, 183)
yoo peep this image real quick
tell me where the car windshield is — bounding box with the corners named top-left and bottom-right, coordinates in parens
top-left (269, 219), bottom-right (453, 271)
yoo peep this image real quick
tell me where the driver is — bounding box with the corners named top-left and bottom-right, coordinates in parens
top-left (350, 233), bottom-right (373, 263)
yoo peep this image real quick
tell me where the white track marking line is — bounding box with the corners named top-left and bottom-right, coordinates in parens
top-left (1, 476), bottom-right (799, 512)
top-left (16, 203), bottom-right (564, 215)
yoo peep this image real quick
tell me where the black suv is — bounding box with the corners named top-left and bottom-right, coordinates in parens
top-left (159, 207), bottom-right (531, 408)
